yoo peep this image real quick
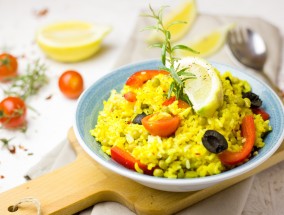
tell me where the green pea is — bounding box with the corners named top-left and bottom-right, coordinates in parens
top-left (132, 130), bottom-right (140, 139)
top-left (185, 171), bottom-right (198, 178)
top-left (177, 169), bottom-right (185, 178)
top-left (141, 103), bottom-right (149, 109)
top-left (152, 78), bottom-right (160, 87)
top-left (158, 160), bottom-right (168, 170)
top-left (199, 117), bottom-right (207, 126)
top-left (153, 168), bottom-right (164, 177)
top-left (243, 98), bottom-right (251, 107)
top-left (235, 97), bottom-right (245, 107)
top-left (231, 77), bottom-right (239, 84)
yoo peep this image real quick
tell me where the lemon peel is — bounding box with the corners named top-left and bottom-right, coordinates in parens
top-left (177, 23), bottom-right (235, 58)
top-left (36, 21), bottom-right (111, 62)
top-left (176, 57), bottom-right (223, 117)
top-left (147, 0), bottom-right (197, 43)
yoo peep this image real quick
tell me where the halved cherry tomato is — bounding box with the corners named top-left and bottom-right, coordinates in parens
top-left (218, 115), bottom-right (256, 165)
top-left (252, 108), bottom-right (270, 121)
top-left (142, 113), bottom-right (180, 137)
top-left (162, 96), bottom-right (190, 109)
top-left (0, 53), bottom-right (18, 82)
top-left (58, 70), bottom-right (84, 99)
top-left (126, 70), bottom-right (168, 88)
top-left (0, 96), bottom-right (27, 129)
top-left (124, 91), bottom-right (137, 102)
top-left (111, 146), bottom-right (153, 175)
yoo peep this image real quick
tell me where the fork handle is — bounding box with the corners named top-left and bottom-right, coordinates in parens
top-left (257, 69), bottom-right (283, 102)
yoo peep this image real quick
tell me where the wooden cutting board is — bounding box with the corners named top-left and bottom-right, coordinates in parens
top-left (0, 127), bottom-right (284, 215)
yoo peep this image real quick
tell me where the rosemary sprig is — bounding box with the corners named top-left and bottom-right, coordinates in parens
top-left (4, 59), bottom-right (48, 100)
top-left (143, 5), bottom-right (199, 103)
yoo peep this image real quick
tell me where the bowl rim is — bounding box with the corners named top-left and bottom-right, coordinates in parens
top-left (74, 58), bottom-right (284, 186)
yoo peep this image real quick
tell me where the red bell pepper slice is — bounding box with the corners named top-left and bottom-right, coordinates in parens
top-left (162, 96), bottom-right (190, 109)
top-left (218, 115), bottom-right (256, 165)
top-left (142, 113), bottom-right (180, 137)
top-left (123, 91), bottom-right (137, 102)
top-left (252, 108), bottom-right (270, 121)
top-left (126, 70), bottom-right (169, 88)
top-left (111, 146), bottom-right (153, 175)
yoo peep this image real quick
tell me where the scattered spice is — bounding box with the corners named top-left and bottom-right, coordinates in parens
top-left (34, 8), bottom-right (49, 17)
top-left (0, 138), bottom-right (17, 154)
top-left (45, 94), bottom-right (53, 100)
top-left (0, 175), bottom-right (4, 179)
top-left (24, 175), bottom-right (32, 181)
top-left (19, 145), bottom-right (28, 151)
top-left (8, 145), bottom-right (16, 154)
top-left (27, 152), bottom-right (34, 156)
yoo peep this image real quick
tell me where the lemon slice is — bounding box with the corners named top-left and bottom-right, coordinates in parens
top-left (36, 21), bottom-right (111, 62)
top-left (177, 23), bottom-right (235, 57)
top-left (147, 0), bottom-right (197, 43)
top-left (177, 57), bottom-right (223, 117)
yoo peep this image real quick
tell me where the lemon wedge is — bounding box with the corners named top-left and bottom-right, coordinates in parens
top-left (177, 57), bottom-right (223, 117)
top-left (177, 23), bottom-right (235, 58)
top-left (36, 21), bottom-right (111, 62)
top-left (147, 0), bottom-right (197, 43)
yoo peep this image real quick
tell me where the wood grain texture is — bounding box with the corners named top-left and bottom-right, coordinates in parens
top-left (0, 128), bottom-right (283, 215)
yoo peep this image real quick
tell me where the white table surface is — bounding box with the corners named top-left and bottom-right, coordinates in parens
top-left (0, 0), bottom-right (283, 213)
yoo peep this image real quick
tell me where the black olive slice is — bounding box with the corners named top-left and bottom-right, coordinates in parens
top-left (202, 130), bottom-right (228, 154)
top-left (132, 113), bottom-right (147, 125)
top-left (242, 92), bottom-right (262, 108)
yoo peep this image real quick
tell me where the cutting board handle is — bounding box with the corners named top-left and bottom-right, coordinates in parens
top-left (0, 128), bottom-right (284, 215)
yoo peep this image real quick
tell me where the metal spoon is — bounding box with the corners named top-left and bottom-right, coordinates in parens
top-left (227, 27), bottom-right (281, 94)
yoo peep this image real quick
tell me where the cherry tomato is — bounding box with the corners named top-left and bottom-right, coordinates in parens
top-left (0, 96), bottom-right (27, 129)
top-left (58, 70), bottom-right (84, 99)
top-left (124, 91), bottom-right (137, 102)
top-left (111, 146), bottom-right (153, 175)
top-left (0, 53), bottom-right (18, 82)
top-left (142, 113), bottom-right (180, 137)
top-left (218, 115), bottom-right (256, 165)
top-left (126, 70), bottom-right (168, 88)
top-left (162, 96), bottom-right (190, 108)
top-left (252, 108), bottom-right (270, 121)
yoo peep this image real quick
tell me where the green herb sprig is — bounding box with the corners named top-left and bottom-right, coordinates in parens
top-left (142, 5), bottom-right (199, 103)
top-left (4, 59), bottom-right (48, 100)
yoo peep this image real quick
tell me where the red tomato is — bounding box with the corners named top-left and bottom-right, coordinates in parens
top-left (218, 115), bottom-right (256, 165)
top-left (124, 91), bottom-right (137, 102)
top-left (0, 53), bottom-right (18, 82)
top-left (58, 70), bottom-right (84, 99)
top-left (142, 113), bottom-right (180, 137)
top-left (0, 96), bottom-right (27, 129)
top-left (252, 108), bottom-right (270, 121)
top-left (162, 96), bottom-right (190, 108)
top-left (111, 146), bottom-right (153, 175)
top-left (126, 70), bottom-right (168, 88)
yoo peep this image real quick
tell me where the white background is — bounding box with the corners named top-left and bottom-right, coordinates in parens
top-left (0, 0), bottom-right (283, 206)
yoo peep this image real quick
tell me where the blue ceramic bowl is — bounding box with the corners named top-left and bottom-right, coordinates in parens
top-left (74, 59), bottom-right (284, 192)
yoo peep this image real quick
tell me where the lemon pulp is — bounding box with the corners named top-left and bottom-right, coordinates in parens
top-left (177, 57), bottom-right (223, 117)
top-left (37, 21), bottom-right (111, 62)
top-left (147, 0), bottom-right (197, 43)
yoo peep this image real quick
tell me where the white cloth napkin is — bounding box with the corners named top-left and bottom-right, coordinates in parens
top-left (26, 13), bottom-right (283, 215)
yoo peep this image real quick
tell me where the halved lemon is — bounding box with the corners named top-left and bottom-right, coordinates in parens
top-left (176, 57), bottom-right (223, 117)
top-left (147, 0), bottom-right (197, 43)
top-left (177, 23), bottom-right (235, 57)
top-left (36, 21), bottom-right (111, 62)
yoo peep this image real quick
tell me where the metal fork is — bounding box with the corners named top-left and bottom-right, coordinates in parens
top-left (227, 26), bottom-right (281, 95)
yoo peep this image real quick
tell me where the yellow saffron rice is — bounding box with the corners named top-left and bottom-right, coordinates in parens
top-left (90, 71), bottom-right (271, 178)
